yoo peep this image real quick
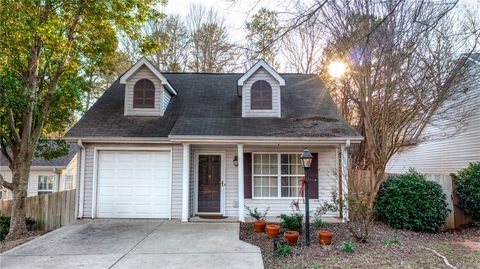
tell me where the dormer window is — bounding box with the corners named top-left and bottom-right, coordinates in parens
top-left (251, 80), bottom-right (272, 110)
top-left (133, 79), bottom-right (155, 108)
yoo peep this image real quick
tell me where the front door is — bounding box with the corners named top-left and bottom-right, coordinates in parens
top-left (197, 155), bottom-right (221, 213)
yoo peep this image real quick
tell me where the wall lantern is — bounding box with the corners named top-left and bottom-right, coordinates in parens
top-left (300, 148), bottom-right (314, 246)
top-left (233, 156), bottom-right (238, 167)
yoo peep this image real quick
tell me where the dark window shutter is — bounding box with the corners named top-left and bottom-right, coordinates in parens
top-left (244, 153), bottom-right (252, 199)
top-left (133, 79), bottom-right (155, 108)
top-left (308, 153), bottom-right (319, 199)
top-left (251, 80), bottom-right (272, 110)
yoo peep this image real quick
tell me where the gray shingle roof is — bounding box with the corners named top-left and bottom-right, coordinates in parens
top-left (65, 73), bottom-right (360, 139)
top-left (0, 143), bottom-right (77, 167)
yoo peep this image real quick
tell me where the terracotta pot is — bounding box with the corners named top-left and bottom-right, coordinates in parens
top-left (284, 231), bottom-right (299, 245)
top-left (318, 230), bottom-right (334, 245)
top-left (253, 220), bottom-right (267, 233)
top-left (266, 224), bottom-right (281, 239)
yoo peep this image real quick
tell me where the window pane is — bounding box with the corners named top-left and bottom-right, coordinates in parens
top-left (254, 164), bottom-right (262, 174)
top-left (253, 176), bottom-right (262, 187)
top-left (281, 176), bottom-right (301, 198)
top-left (254, 187), bottom-right (262, 197)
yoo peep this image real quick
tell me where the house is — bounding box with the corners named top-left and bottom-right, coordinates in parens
top-left (0, 143), bottom-right (78, 200)
top-left (388, 54), bottom-right (480, 175)
top-left (64, 58), bottom-right (362, 221)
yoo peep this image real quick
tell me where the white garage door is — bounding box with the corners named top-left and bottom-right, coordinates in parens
top-left (96, 150), bottom-right (171, 218)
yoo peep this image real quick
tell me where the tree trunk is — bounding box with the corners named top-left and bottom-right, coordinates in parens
top-left (5, 169), bottom-right (29, 240)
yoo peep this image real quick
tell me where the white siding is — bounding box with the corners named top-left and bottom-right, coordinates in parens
top-left (59, 155), bottom-right (78, 191)
top-left (162, 91), bottom-right (172, 114)
top-left (242, 68), bottom-right (281, 118)
top-left (0, 167), bottom-right (60, 198)
top-left (388, 86), bottom-right (480, 175)
top-left (77, 143), bottom-right (339, 220)
top-left (124, 65), bottom-right (165, 117)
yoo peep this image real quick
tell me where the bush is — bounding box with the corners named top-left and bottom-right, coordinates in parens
top-left (375, 170), bottom-right (449, 233)
top-left (0, 216), bottom-right (37, 241)
top-left (244, 205), bottom-right (269, 221)
top-left (455, 162), bottom-right (480, 221)
top-left (313, 218), bottom-right (327, 229)
top-left (279, 213), bottom-right (303, 232)
top-left (0, 215), bottom-right (9, 241)
top-left (274, 244), bottom-right (291, 257)
top-left (347, 194), bottom-right (374, 242)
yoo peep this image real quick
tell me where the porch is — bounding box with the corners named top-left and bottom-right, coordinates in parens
top-left (178, 141), bottom-right (351, 222)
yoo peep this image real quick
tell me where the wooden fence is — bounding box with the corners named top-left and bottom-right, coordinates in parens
top-left (0, 189), bottom-right (76, 231)
top-left (348, 169), bottom-right (471, 230)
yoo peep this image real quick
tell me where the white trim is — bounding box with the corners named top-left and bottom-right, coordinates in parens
top-left (238, 59), bottom-right (285, 86)
top-left (237, 144), bottom-right (245, 222)
top-left (182, 143), bottom-right (190, 222)
top-left (193, 151), bottom-right (226, 216)
top-left (119, 57), bottom-right (177, 95)
top-left (77, 140), bottom-right (85, 218)
top-left (340, 144), bottom-right (349, 221)
top-left (91, 146), bottom-right (173, 219)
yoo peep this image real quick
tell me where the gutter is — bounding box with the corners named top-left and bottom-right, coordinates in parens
top-left (76, 140), bottom-right (85, 219)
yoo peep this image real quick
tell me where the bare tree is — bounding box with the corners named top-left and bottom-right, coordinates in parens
top-left (282, 14), bottom-right (325, 73)
top-left (317, 0), bottom-right (480, 204)
top-left (186, 4), bottom-right (237, 72)
top-left (144, 15), bottom-right (190, 72)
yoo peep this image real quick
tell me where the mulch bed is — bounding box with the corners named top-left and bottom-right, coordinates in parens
top-left (240, 222), bottom-right (480, 269)
top-left (0, 231), bottom-right (46, 253)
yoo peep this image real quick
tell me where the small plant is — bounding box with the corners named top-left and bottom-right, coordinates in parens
top-left (279, 213), bottom-right (303, 232)
top-left (274, 244), bottom-right (292, 257)
top-left (311, 262), bottom-right (322, 269)
top-left (341, 241), bottom-right (356, 253)
top-left (384, 234), bottom-right (402, 248)
top-left (25, 217), bottom-right (36, 230)
top-left (313, 218), bottom-right (327, 229)
top-left (244, 205), bottom-right (269, 221)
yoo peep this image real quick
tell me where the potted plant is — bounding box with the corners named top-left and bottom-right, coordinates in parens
top-left (266, 223), bottom-right (281, 239)
top-left (245, 206), bottom-right (269, 233)
top-left (279, 206), bottom-right (303, 246)
top-left (314, 192), bottom-right (339, 245)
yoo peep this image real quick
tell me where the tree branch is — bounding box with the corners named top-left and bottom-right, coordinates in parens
top-left (7, 108), bottom-right (20, 142)
top-left (0, 173), bottom-right (14, 191)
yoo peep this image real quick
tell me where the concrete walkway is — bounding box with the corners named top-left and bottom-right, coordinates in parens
top-left (0, 220), bottom-right (263, 269)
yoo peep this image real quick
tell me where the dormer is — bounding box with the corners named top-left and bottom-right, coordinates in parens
top-left (120, 57), bottom-right (177, 116)
top-left (238, 60), bottom-right (285, 118)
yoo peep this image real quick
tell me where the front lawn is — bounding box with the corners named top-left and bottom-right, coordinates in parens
top-left (240, 222), bottom-right (480, 269)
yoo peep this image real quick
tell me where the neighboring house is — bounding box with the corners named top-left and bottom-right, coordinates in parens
top-left (0, 143), bottom-right (78, 200)
top-left (388, 54), bottom-right (480, 175)
top-left (65, 58), bottom-right (362, 221)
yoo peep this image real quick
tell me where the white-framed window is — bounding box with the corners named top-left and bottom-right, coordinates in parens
top-left (253, 153), bottom-right (305, 199)
top-left (64, 175), bottom-right (75, 190)
top-left (38, 175), bottom-right (53, 195)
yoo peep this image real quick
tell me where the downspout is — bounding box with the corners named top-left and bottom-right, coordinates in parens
top-left (76, 140), bottom-right (85, 219)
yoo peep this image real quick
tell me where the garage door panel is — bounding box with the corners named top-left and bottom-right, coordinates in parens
top-left (96, 150), bottom-right (171, 218)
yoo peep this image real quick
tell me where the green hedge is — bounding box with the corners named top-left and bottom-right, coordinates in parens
top-left (456, 162), bottom-right (480, 221)
top-left (375, 170), bottom-right (449, 233)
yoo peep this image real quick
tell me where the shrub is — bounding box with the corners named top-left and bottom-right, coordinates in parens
top-left (341, 241), bottom-right (356, 253)
top-left (0, 216), bottom-right (37, 241)
top-left (455, 162), bottom-right (480, 221)
top-left (0, 215), bottom-right (10, 241)
top-left (347, 194), bottom-right (374, 242)
top-left (244, 205), bottom-right (269, 221)
top-left (279, 213), bottom-right (303, 232)
top-left (375, 170), bottom-right (449, 233)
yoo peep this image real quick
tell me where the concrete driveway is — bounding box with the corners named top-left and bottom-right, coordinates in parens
top-left (0, 220), bottom-right (263, 269)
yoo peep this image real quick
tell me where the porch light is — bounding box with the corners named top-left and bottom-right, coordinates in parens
top-left (233, 156), bottom-right (238, 167)
top-left (300, 148), bottom-right (314, 246)
top-left (300, 148), bottom-right (313, 169)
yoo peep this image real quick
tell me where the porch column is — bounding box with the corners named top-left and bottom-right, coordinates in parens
top-left (237, 144), bottom-right (245, 222)
top-left (340, 144), bottom-right (349, 221)
top-left (182, 143), bottom-right (190, 222)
